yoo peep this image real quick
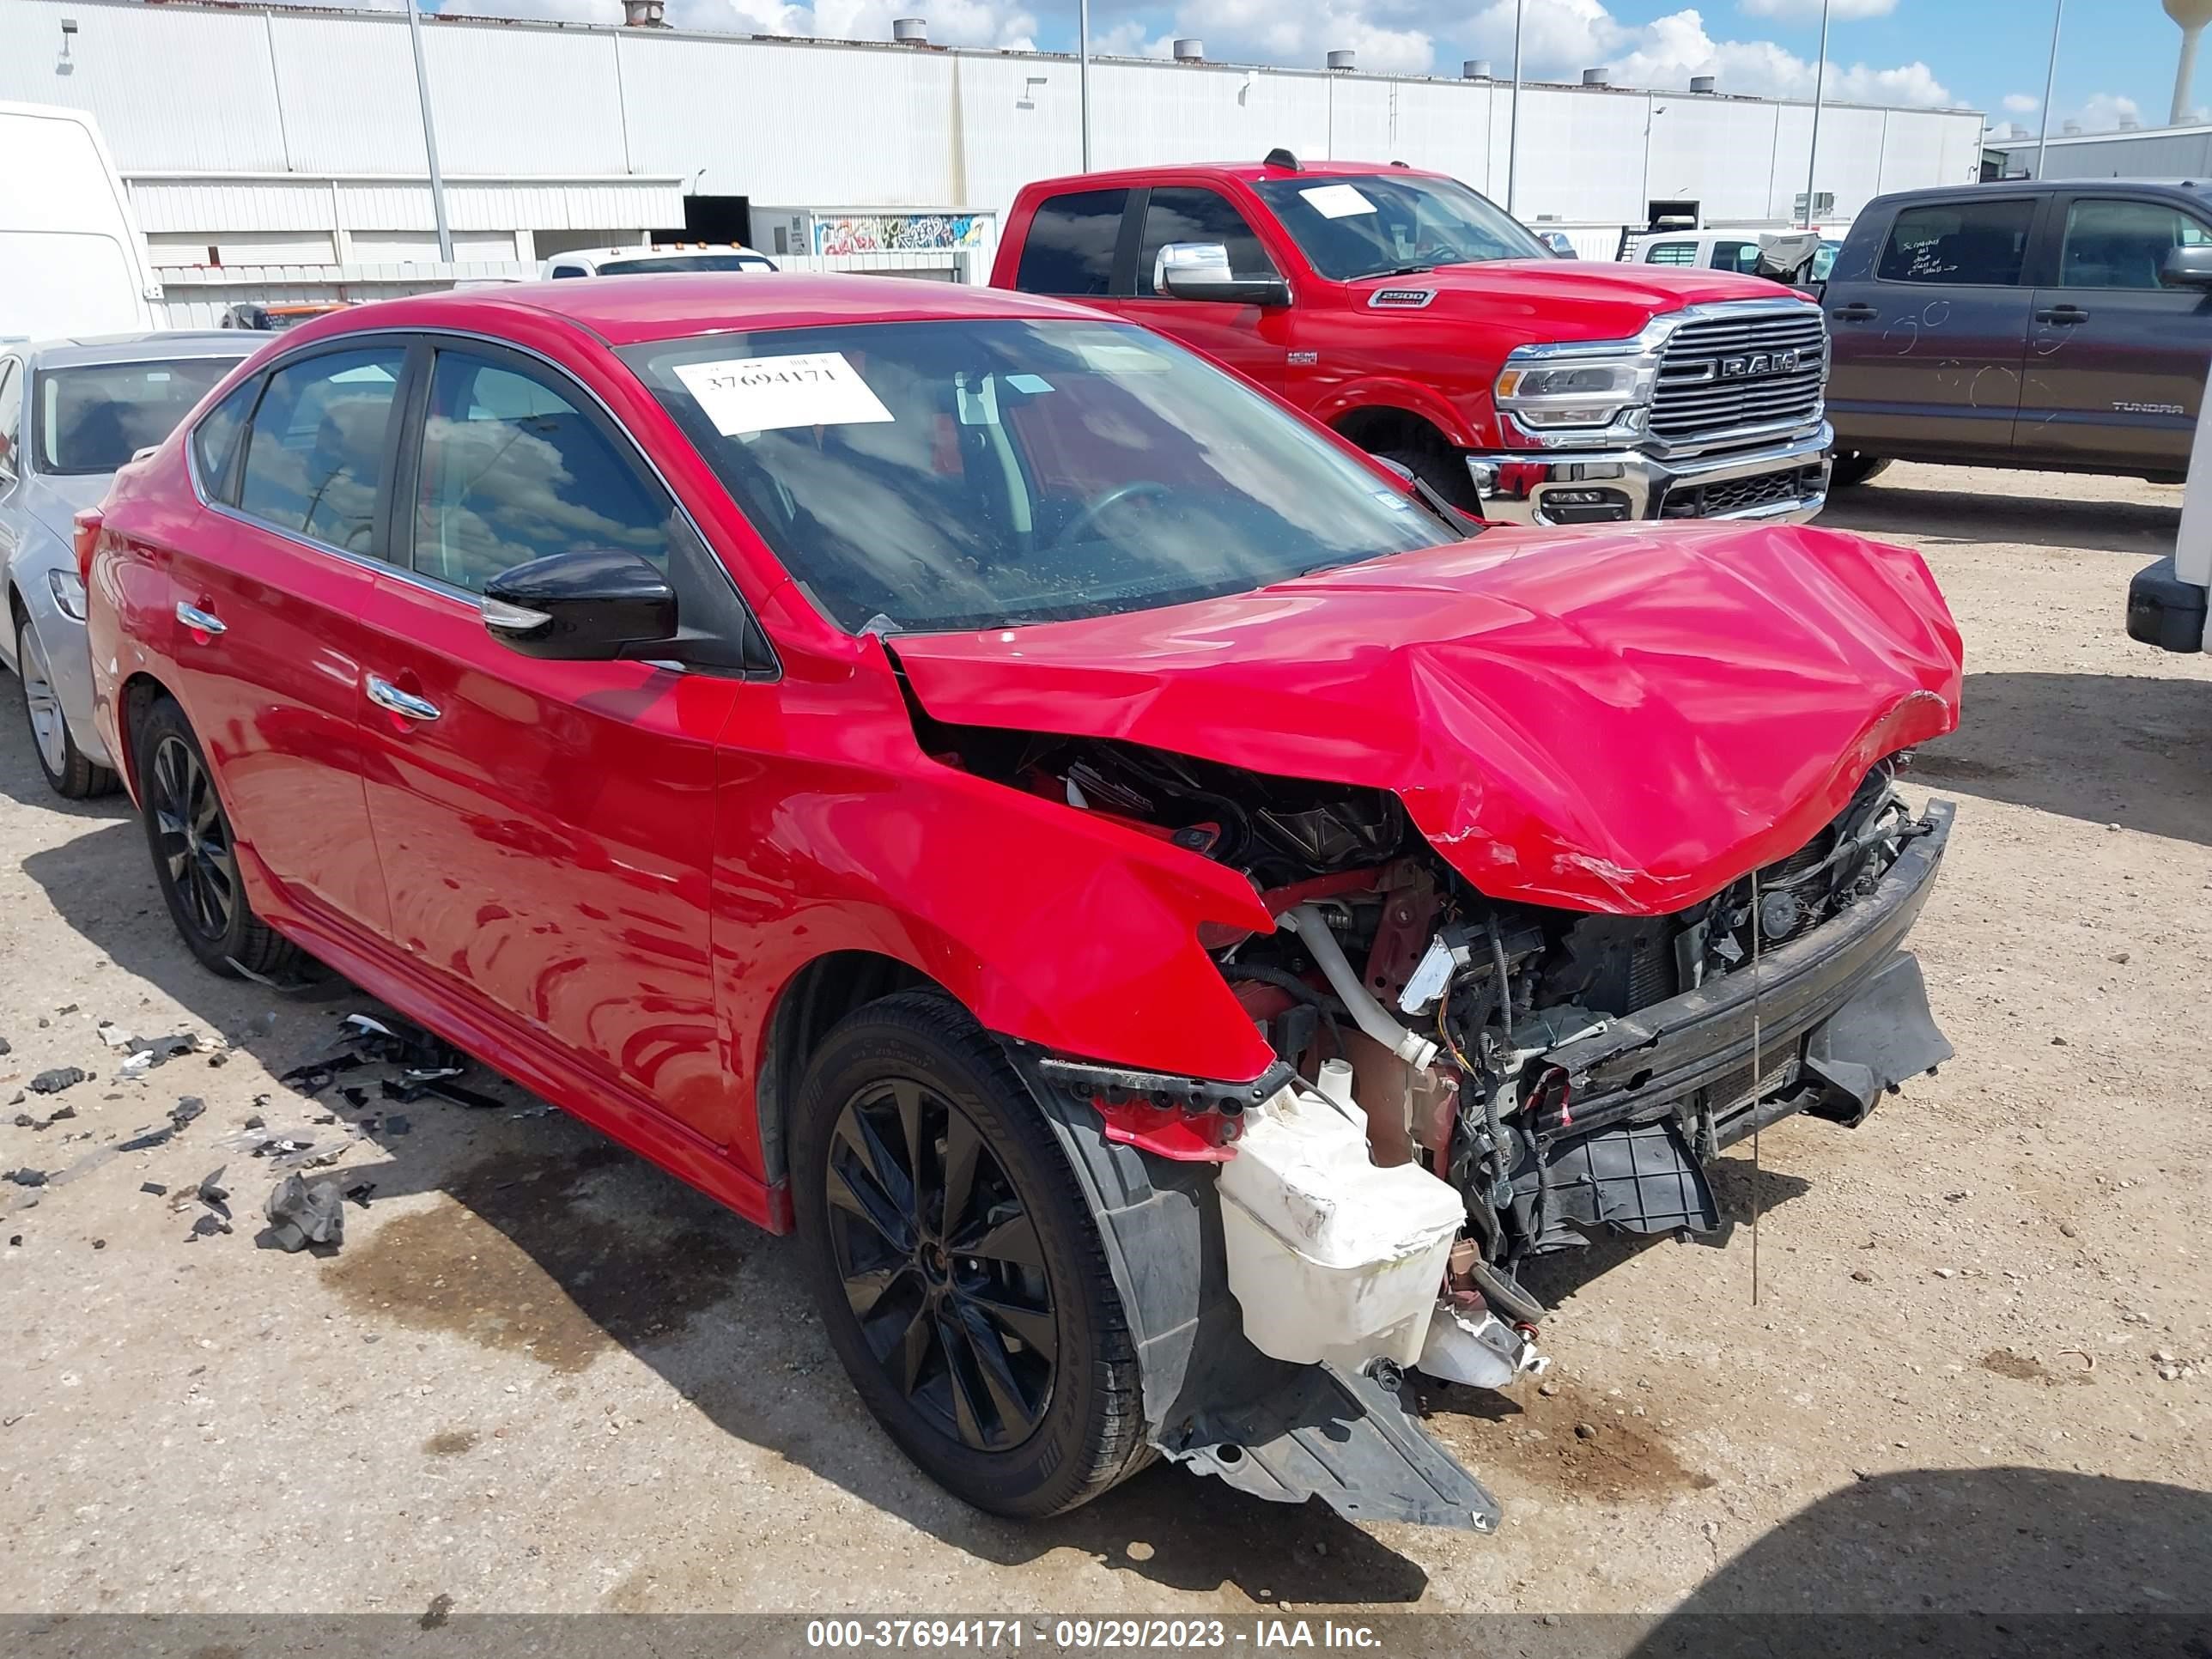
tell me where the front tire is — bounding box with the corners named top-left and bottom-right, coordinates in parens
top-left (16, 617), bottom-right (116, 799)
top-left (134, 696), bottom-right (298, 979)
top-left (1377, 432), bottom-right (1485, 514)
top-left (791, 992), bottom-right (1148, 1517)
top-left (1829, 452), bottom-right (1891, 489)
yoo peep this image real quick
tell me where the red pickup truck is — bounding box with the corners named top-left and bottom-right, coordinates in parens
top-left (989, 155), bottom-right (1834, 526)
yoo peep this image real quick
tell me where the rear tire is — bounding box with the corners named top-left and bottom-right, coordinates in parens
top-left (1829, 452), bottom-right (1891, 489)
top-left (791, 991), bottom-right (1147, 1517)
top-left (15, 617), bottom-right (117, 800)
top-left (133, 696), bottom-right (298, 979)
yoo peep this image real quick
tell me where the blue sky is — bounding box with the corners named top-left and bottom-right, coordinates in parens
top-left (419, 1), bottom-right (2194, 132)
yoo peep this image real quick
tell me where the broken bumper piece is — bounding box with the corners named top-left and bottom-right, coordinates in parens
top-left (1017, 1049), bottom-right (1499, 1531)
top-left (1176, 1359), bottom-right (1499, 1532)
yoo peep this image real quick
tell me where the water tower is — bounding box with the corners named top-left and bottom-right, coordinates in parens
top-left (2169, 0), bottom-right (2212, 125)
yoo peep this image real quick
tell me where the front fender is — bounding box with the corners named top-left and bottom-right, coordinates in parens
top-left (1309, 375), bottom-right (1490, 451)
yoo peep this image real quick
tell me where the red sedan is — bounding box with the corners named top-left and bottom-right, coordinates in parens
top-left (82, 275), bottom-right (1961, 1530)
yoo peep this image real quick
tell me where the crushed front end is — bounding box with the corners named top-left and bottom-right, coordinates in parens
top-left (985, 732), bottom-right (1951, 1531)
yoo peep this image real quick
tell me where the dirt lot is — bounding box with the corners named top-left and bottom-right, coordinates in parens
top-left (1, 462), bottom-right (2208, 1622)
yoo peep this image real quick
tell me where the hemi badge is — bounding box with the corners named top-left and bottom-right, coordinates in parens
top-left (1369, 288), bottom-right (1437, 309)
top-left (1287, 349), bottom-right (1319, 366)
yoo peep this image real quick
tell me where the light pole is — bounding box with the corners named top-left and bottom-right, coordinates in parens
top-left (2034, 0), bottom-right (2065, 179)
top-left (1506, 0), bottom-right (1524, 215)
top-left (1079, 0), bottom-right (1091, 171)
top-left (404, 0), bottom-right (454, 261)
top-left (1802, 0), bottom-right (1829, 228)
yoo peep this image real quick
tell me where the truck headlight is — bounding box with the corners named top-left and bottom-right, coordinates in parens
top-left (1494, 347), bottom-right (1652, 437)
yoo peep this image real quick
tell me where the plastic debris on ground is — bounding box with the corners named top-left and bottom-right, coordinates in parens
top-left (5, 1169), bottom-right (46, 1188)
top-left (28, 1068), bottom-right (87, 1096)
top-left (264, 1174), bottom-right (345, 1253)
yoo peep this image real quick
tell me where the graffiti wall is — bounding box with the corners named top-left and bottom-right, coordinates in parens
top-left (810, 213), bottom-right (995, 257)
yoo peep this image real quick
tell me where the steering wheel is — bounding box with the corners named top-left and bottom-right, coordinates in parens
top-left (1055, 479), bottom-right (1171, 546)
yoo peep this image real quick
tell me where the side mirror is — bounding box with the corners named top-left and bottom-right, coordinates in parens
top-left (1155, 242), bottom-right (1291, 307)
top-left (2162, 245), bottom-right (2212, 290)
top-left (1537, 231), bottom-right (1578, 258)
top-left (483, 549), bottom-right (678, 661)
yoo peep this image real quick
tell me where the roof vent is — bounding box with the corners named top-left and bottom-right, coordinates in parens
top-left (1689, 74), bottom-right (1716, 94)
top-left (1583, 67), bottom-right (1611, 87)
top-left (1173, 37), bottom-right (1203, 60)
top-left (1463, 58), bottom-right (1492, 79)
top-left (1326, 49), bottom-right (1356, 70)
top-left (1264, 147), bottom-right (1304, 172)
top-left (2063, 118), bottom-right (2082, 134)
top-left (891, 16), bottom-right (928, 44)
top-left (2119, 114), bottom-right (2142, 128)
top-left (621, 0), bottom-right (666, 24)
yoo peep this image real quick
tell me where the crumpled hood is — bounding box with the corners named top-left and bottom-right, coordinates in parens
top-left (1352, 259), bottom-right (1795, 346)
top-left (891, 523), bottom-right (1963, 915)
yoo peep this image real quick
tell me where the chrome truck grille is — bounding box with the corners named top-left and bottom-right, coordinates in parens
top-left (1650, 306), bottom-right (1827, 451)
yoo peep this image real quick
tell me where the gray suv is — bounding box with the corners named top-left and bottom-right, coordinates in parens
top-left (1823, 180), bottom-right (2212, 487)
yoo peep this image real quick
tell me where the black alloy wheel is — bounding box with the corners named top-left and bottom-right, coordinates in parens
top-left (792, 992), bottom-right (1148, 1517)
top-left (825, 1075), bottom-right (1057, 1452)
top-left (134, 696), bottom-right (300, 979)
top-left (149, 732), bottom-right (236, 943)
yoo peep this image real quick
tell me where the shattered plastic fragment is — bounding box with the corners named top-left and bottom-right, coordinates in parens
top-left (169, 1097), bottom-right (207, 1130)
top-left (117, 1127), bottom-right (175, 1152)
top-left (28, 1068), bottom-right (87, 1096)
top-left (140, 1182), bottom-right (167, 1197)
top-left (4, 1169), bottom-right (46, 1188)
top-left (264, 1174), bottom-right (345, 1253)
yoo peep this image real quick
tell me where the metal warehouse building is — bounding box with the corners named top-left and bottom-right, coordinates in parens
top-left (1990, 118), bottom-right (2212, 179)
top-left (1, 0), bottom-right (1988, 318)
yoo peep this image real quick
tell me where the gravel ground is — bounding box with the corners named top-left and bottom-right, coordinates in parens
top-left (0, 461), bottom-right (2207, 1622)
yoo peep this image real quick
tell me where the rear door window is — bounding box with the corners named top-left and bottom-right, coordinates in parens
top-left (1876, 200), bottom-right (2038, 286)
top-left (409, 349), bottom-right (673, 594)
top-left (1135, 187), bottom-right (1279, 295)
top-left (1711, 240), bottom-right (1760, 272)
top-left (1012, 189), bottom-right (1129, 296)
top-left (234, 347), bottom-right (407, 556)
top-left (191, 376), bottom-right (259, 502)
top-left (2058, 198), bottom-right (2212, 289)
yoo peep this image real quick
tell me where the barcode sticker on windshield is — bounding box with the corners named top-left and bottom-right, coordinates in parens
top-left (1299, 183), bottom-right (1377, 219)
top-left (673, 351), bottom-right (895, 434)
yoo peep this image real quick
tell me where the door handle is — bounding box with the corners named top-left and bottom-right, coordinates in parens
top-left (2035, 304), bottom-right (2091, 324)
top-left (1831, 302), bottom-right (1879, 322)
top-left (175, 601), bottom-right (226, 635)
top-left (365, 675), bottom-right (441, 723)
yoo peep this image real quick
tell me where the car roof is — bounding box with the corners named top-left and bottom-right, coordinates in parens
top-left (13, 331), bottom-right (253, 368)
top-left (1023, 158), bottom-right (1443, 192)
top-left (275, 271), bottom-right (1117, 349)
top-left (1871, 178), bottom-right (2212, 206)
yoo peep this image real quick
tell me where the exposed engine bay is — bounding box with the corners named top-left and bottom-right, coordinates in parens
top-left (927, 710), bottom-right (1954, 1396)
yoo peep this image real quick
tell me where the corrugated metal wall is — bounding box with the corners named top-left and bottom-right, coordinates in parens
top-left (1994, 126), bottom-right (2212, 179)
top-left (2, 0), bottom-right (1985, 242)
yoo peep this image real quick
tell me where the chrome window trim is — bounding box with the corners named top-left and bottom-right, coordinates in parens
top-left (182, 322), bottom-right (781, 681)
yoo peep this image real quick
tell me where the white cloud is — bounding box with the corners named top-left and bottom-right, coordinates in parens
top-left (1458, 1), bottom-right (1952, 106)
top-left (1739, 0), bottom-right (1896, 18)
top-left (2067, 91), bottom-right (2141, 132)
top-left (2002, 92), bottom-right (2039, 114)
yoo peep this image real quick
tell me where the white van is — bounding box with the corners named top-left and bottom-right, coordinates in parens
top-left (540, 243), bottom-right (777, 280)
top-left (0, 102), bottom-right (161, 343)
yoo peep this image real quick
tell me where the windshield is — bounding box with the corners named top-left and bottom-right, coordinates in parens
top-left (1252, 173), bottom-right (1548, 280)
top-left (33, 356), bottom-right (243, 476)
top-left (623, 319), bottom-right (1449, 633)
top-left (607, 253), bottom-right (775, 274)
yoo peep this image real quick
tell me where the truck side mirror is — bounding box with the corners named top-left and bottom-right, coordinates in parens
top-left (1156, 242), bottom-right (1291, 307)
top-left (2161, 245), bottom-right (2212, 290)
